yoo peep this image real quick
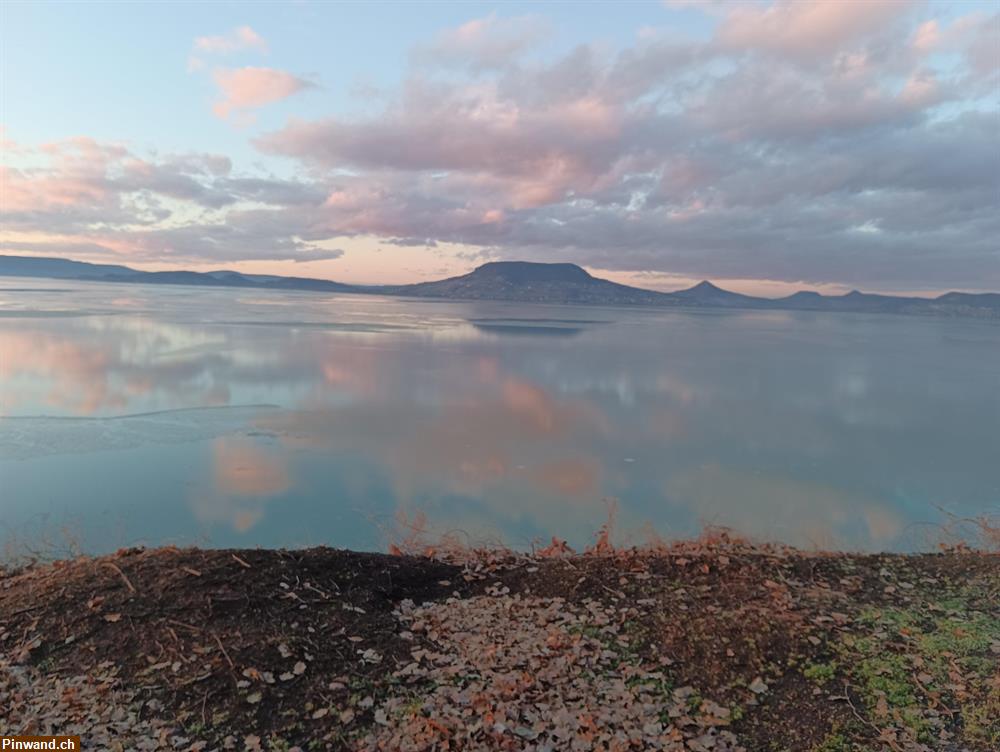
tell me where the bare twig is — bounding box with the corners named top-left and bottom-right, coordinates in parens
top-left (832, 683), bottom-right (905, 752)
top-left (102, 561), bottom-right (136, 593)
top-left (303, 582), bottom-right (330, 599)
top-left (8, 604), bottom-right (44, 618)
top-left (165, 618), bottom-right (201, 632)
top-left (601, 584), bottom-right (627, 599)
top-left (211, 630), bottom-right (236, 673)
top-left (912, 672), bottom-right (956, 717)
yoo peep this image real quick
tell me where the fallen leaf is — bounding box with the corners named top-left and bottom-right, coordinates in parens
top-left (875, 694), bottom-right (889, 719)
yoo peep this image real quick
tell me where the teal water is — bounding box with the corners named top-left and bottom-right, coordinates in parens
top-left (1, 278), bottom-right (998, 556)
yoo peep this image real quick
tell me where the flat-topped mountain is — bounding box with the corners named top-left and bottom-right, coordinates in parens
top-left (1, 255), bottom-right (997, 319)
top-left (465, 261), bottom-right (594, 283)
top-left (386, 261), bottom-right (669, 305)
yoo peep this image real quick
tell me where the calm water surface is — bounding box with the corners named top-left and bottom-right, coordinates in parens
top-left (1, 279), bottom-right (998, 556)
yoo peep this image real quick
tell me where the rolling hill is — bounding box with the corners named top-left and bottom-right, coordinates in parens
top-left (1, 255), bottom-right (997, 319)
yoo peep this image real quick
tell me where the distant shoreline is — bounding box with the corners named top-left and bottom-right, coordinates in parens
top-left (3, 254), bottom-right (998, 319)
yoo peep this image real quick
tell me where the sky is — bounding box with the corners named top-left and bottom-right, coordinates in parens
top-left (1, 0), bottom-right (998, 295)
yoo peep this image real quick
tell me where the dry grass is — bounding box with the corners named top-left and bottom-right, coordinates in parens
top-left (931, 509), bottom-right (1000, 553)
top-left (3, 539), bottom-right (997, 751)
top-left (384, 500), bottom-right (803, 566)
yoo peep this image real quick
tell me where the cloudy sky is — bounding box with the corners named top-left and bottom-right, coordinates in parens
top-left (2, 0), bottom-right (997, 295)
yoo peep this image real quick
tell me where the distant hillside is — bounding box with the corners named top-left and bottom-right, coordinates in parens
top-left (386, 262), bottom-right (672, 306)
top-left (772, 288), bottom-right (1000, 318)
top-left (102, 269), bottom-right (356, 294)
top-left (666, 280), bottom-right (761, 308)
top-left (0, 255), bottom-right (134, 279)
top-left (0, 256), bottom-right (357, 294)
top-left (1, 255), bottom-right (997, 319)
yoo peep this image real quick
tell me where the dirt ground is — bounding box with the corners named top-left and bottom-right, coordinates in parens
top-left (1, 542), bottom-right (997, 751)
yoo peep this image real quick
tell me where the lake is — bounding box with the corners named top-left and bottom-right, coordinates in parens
top-left (1, 278), bottom-right (998, 558)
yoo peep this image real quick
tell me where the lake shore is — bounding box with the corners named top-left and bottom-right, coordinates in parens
top-left (2, 543), bottom-right (997, 751)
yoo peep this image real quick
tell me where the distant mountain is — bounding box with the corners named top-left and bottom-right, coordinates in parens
top-left (776, 289), bottom-right (923, 313)
top-left (386, 261), bottom-right (671, 306)
top-left (666, 280), bottom-right (762, 308)
top-left (0, 255), bottom-right (134, 279)
top-left (772, 288), bottom-right (999, 317)
top-left (28, 262), bottom-right (357, 294)
top-left (1, 255), bottom-right (997, 319)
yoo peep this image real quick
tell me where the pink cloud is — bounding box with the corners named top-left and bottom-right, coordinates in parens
top-left (1, 138), bottom-right (126, 212)
top-left (0, 134), bottom-right (340, 265)
top-left (2, 165), bottom-right (107, 212)
top-left (899, 70), bottom-right (941, 108)
top-left (189, 26), bottom-right (269, 73)
top-left (257, 80), bottom-right (624, 210)
top-left (923, 12), bottom-right (1000, 79)
top-left (195, 26), bottom-right (268, 55)
top-left (414, 13), bottom-right (549, 70)
top-left (211, 67), bottom-right (313, 119)
top-left (716, 0), bottom-right (916, 62)
top-left (5, 6), bottom-right (998, 292)
top-left (911, 20), bottom-right (940, 53)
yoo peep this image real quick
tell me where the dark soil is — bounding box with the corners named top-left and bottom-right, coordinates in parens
top-left (1, 545), bottom-right (997, 751)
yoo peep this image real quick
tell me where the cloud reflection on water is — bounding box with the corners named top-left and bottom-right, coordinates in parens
top-left (191, 436), bottom-right (292, 533)
top-left (2, 283), bottom-right (998, 552)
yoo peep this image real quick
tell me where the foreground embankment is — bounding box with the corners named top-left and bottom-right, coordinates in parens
top-left (1, 544), bottom-right (997, 751)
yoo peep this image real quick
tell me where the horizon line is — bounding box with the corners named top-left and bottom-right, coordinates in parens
top-left (1, 253), bottom-right (998, 301)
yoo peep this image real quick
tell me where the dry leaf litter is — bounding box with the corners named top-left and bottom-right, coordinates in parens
top-left (359, 591), bottom-right (743, 751)
top-left (0, 654), bottom-right (182, 750)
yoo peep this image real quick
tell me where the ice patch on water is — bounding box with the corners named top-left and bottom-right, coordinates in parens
top-left (0, 405), bottom-right (280, 460)
top-left (0, 310), bottom-right (112, 318)
top-left (0, 288), bottom-right (74, 293)
top-left (210, 320), bottom-right (413, 333)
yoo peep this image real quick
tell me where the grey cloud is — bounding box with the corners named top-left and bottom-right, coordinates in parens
top-left (121, 212), bottom-right (339, 264)
top-left (253, 7), bottom-right (998, 290)
top-left (2, 140), bottom-right (342, 265)
top-left (0, 240), bottom-right (124, 258)
top-left (292, 248), bottom-right (345, 262)
top-left (8, 6), bottom-right (999, 288)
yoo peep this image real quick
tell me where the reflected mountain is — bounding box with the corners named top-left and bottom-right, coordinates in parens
top-left (468, 317), bottom-right (608, 338)
top-left (471, 324), bottom-right (585, 337)
top-left (2, 283), bottom-right (998, 554)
